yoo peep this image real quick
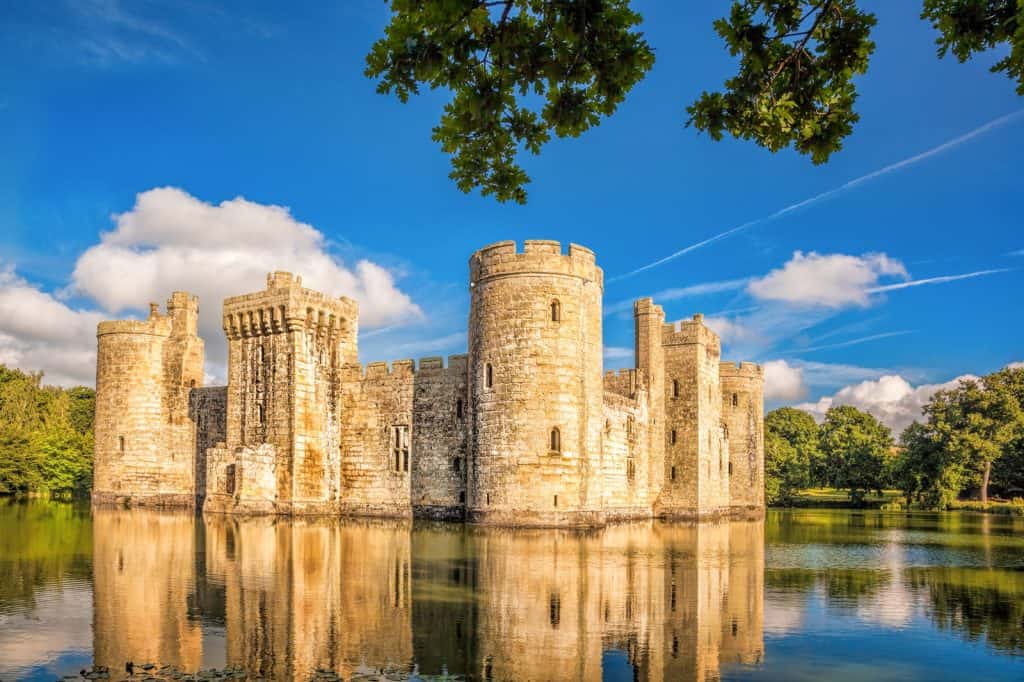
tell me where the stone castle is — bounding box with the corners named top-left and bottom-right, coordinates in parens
top-left (92, 240), bottom-right (764, 526)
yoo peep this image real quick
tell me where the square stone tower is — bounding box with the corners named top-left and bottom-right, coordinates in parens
top-left (657, 314), bottom-right (730, 517)
top-left (209, 272), bottom-right (358, 514)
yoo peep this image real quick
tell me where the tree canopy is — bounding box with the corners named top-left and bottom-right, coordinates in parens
top-left (898, 366), bottom-right (1024, 506)
top-left (0, 365), bottom-right (94, 497)
top-left (818, 405), bottom-right (894, 504)
top-left (368, 0), bottom-right (1023, 202)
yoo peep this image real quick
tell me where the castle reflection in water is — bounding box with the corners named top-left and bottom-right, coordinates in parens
top-left (91, 510), bottom-right (764, 681)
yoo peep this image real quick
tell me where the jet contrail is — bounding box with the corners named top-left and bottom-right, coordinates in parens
top-left (788, 330), bottom-right (914, 354)
top-left (609, 109), bottom-right (1024, 283)
top-left (868, 269), bottom-right (1009, 293)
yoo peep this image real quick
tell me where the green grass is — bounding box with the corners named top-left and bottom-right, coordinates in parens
top-left (948, 498), bottom-right (1024, 516)
top-left (774, 488), bottom-right (903, 509)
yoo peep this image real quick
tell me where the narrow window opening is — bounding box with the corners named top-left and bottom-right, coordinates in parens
top-left (459, 491), bottom-right (466, 505)
top-left (225, 464), bottom-right (236, 495)
top-left (627, 458), bottom-right (635, 482)
top-left (553, 494), bottom-right (558, 508)
top-left (672, 379), bottom-right (679, 398)
top-left (550, 427), bottom-right (561, 453)
top-left (732, 393), bottom-right (739, 407)
top-left (391, 425), bottom-right (409, 473)
top-left (453, 457), bottom-right (461, 472)
top-left (257, 403), bottom-right (265, 426)
top-left (456, 398), bottom-right (463, 419)
top-left (485, 363), bottom-right (493, 389)
top-left (189, 379), bottom-right (196, 388)
top-left (551, 299), bottom-right (561, 322)
top-left (728, 462), bottom-right (733, 475)
top-left (118, 435), bottom-right (125, 453)
top-left (671, 466), bottom-right (677, 481)
top-left (549, 593), bottom-right (561, 627)
top-left (670, 429), bottom-right (677, 445)
top-left (486, 493), bottom-right (490, 506)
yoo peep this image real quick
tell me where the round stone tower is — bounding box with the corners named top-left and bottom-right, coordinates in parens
top-left (467, 240), bottom-right (604, 526)
top-left (719, 361), bottom-right (765, 512)
top-left (93, 293), bottom-right (203, 508)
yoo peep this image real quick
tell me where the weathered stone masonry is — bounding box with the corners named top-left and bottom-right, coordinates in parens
top-left (92, 240), bottom-right (764, 526)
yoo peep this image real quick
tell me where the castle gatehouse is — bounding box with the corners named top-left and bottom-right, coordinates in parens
top-left (92, 240), bottom-right (764, 526)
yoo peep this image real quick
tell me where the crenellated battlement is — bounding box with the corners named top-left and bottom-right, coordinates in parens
top-left (719, 361), bottom-right (764, 378)
top-left (603, 368), bottom-right (646, 400)
top-left (222, 272), bottom-right (358, 340)
top-left (469, 239), bottom-right (602, 288)
top-left (338, 354), bottom-right (470, 382)
top-left (96, 240), bottom-right (764, 524)
top-left (661, 313), bottom-right (721, 352)
top-left (97, 317), bottom-right (173, 338)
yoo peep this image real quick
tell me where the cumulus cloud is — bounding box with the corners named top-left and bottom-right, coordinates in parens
top-left (796, 374), bottom-right (979, 434)
top-left (1, 187), bottom-right (423, 385)
top-left (0, 265), bottom-right (103, 385)
top-left (763, 360), bottom-right (807, 402)
top-left (748, 251), bottom-right (908, 308)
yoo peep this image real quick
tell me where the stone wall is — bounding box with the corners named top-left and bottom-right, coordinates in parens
top-left (411, 355), bottom-right (469, 518)
top-left (93, 294), bottom-right (203, 508)
top-left (720, 362), bottom-right (765, 511)
top-left (659, 315), bottom-right (729, 518)
top-left (190, 386), bottom-right (227, 504)
top-left (467, 240), bottom-right (605, 526)
top-left (336, 361), bottom-right (415, 518)
top-left (600, 390), bottom-right (652, 518)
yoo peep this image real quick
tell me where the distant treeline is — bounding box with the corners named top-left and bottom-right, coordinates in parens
top-left (767, 366), bottom-right (1024, 509)
top-left (0, 364), bottom-right (94, 497)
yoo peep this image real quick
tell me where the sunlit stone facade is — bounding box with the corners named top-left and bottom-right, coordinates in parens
top-left (92, 240), bottom-right (763, 525)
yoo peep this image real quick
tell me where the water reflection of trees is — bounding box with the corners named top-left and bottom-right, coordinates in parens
top-left (905, 567), bottom-right (1024, 656)
top-left (0, 499), bottom-right (91, 611)
top-left (85, 513), bottom-right (765, 681)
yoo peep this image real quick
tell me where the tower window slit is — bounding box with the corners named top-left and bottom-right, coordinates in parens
top-left (118, 436), bottom-right (125, 453)
top-left (550, 427), bottom-right (561, 453)
top-left (485, 363), bottom-right (493, 389)
top-left (551, 299), bottom-right (561, 322)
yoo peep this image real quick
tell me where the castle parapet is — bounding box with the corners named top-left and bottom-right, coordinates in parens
top-left (662, 313), bottom-right (721, 353)
top-left (719, 361), bottom-right (764, 378)
top-left (469, 240), bottom-right (603, 289)
top-left (222, 272), bottom-right (358, 341)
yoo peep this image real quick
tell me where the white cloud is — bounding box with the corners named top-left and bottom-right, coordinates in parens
top-left (1007, 361), bottom-right (1024, 369)
top-left (748, 251), bottom-right (908, 308)
top-left (796, 374), bottom-right (979, 434)
top-left (704, 315), bottom-right (762, 347)
top-left (0, 266), bottom-right (103, 386)
top-left (603, 346), bottom-right (633, 361)
top-left (1, 187), bottom-right (423, 385)
top-left (763, 360), bottom-right (807, 402)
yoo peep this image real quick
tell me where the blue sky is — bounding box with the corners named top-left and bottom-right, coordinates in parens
top-left (0, 1), bottom-right (1020, 430)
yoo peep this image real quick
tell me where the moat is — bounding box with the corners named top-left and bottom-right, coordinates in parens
top-left (2, 502), bottom-right (1023, 681)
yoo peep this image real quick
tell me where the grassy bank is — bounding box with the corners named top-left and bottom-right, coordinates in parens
top-left (770, 488), bottom-right (1024, 515)
top-left (771, 488), bottom-right (903, 509)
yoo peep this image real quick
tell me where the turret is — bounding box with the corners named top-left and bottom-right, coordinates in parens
top-left (93, 292), bottom-right (203, 508)
top-left (467, 240), bottom-right (604, 526)
top-left (657, 314), bottom-right (729, 518)
top-left (215, 272), bottom-right (358, 513)
top-left (720, 361), bottom-right (765, 510)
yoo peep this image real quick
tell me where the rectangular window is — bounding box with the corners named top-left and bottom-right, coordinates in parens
top-left (118, 435), bottom-right (125, 453)
top-left (391, 425), bottom-right (410, 474)
top-left (671, 466), bottom-right (676, 481)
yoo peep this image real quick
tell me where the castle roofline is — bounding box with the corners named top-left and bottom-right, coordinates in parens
top-left (469, 239), bottom-right (602, 288)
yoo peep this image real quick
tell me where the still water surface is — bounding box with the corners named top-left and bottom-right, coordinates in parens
top-left (1, 501), bottom-right (1023, 681)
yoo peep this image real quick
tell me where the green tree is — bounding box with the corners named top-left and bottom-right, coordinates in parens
top-left (766, 406), bottom-right (824, 485)
top-left (369, 1), bottom-right (1023, 201)
top-left (819, 405), bottom-right (894, 504)
top-left (765, 429), bottom-right (808, 504)
top-left (365, 0), bottom-right (655, 203)
top-left (896, 420), bottom-right (968, 509)
top-left (0, 364), bottom-right (95, 497)
top-left (927, 370), bottom-right (1024, 503)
